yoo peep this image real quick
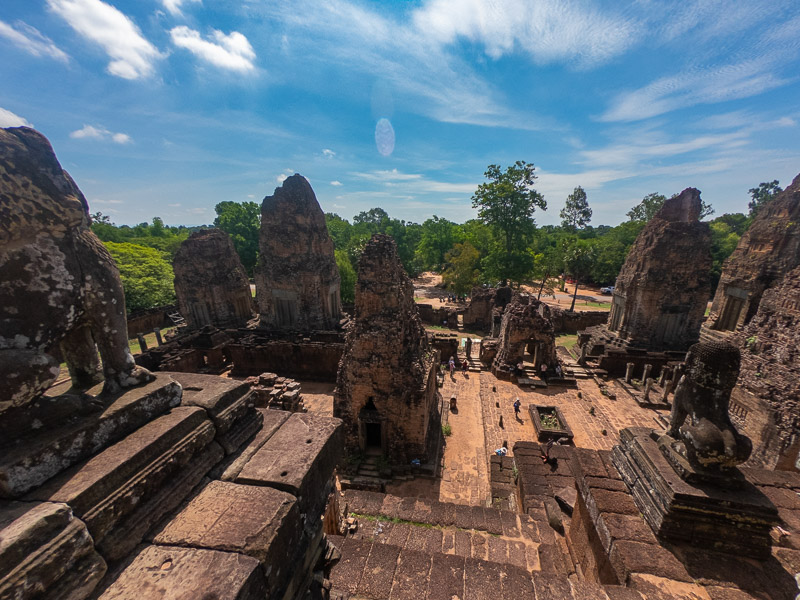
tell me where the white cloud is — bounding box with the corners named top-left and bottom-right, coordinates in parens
top-left (0, 107), bottom-right (32, 127)
top-left (170, 26), bottom-right (256, 73)
top-left (0, 20), bottom-right (69, 62)
top-left (352, 169), bottom-right (423, 182)
top-left (412, 0), bottom-right (638, 68)
top-left (70, 124), bottom-right (132, 144)
top-left (91, 198), bottom-right (123, 204)
top-left (330, 180), bottom-right (342, 186)
top-left (168, 203), bottom-right (182, 207)
top-left (161, 0), bottom-right (201, 17)
top-left (47, 0), bottom-right (161, 79)
top-left (600, 58), bottom-right (791, 122)
top-left (322, 148), bottom-right (335, 158)
top-left (276, 174), bottom-right (288, 184)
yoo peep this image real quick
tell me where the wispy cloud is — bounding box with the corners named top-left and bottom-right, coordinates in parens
top-left (0, 20), bottom-right (69, 62)
top-left (275, 168), bottom-right (294, 184)
top-left (47, 0), bottom-right (161, 79)
top-left (600, 58), bottom-right (792, 122)
top-left (170, 26), bottom-right (256, 73)
top-left (322, 148), bottom-right (335, 158)
top-left (412, 0), bottom-right (638, 68)
top-left (0, 107), bottom-right (32, 127)
top-left (161, 0), bottom-right (201, 17)
top-left (70, 124), bottom-right (132, 144)
top-left (352, 169), bottom-right (423, 182)
top-left (250, 0), bottom-right (552, 130)
top-left (330, 180), bottom-right (342, 186)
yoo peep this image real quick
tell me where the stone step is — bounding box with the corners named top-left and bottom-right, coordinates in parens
top-left (0, 375), bottom-right (182, 498)
top-left (359, 468), bottom-right (380, 478)
top-left (28, 406), bottom-right (222, 563)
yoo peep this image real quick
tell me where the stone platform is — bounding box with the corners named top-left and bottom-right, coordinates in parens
top-left (611, 427), bottom-right (779, 558)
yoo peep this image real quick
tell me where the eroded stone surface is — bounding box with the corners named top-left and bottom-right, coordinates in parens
top-left (491, 295), bottom-right (556, 379)
top-left (255, 174), bottom-right (341, 330)
top-left (97, 545), bottom-right (266, 600)
top-left (152, 480), bottom-right (300, 597)
top-left (0, 500), bottom-right (106, 600)
top-left (0, 126), bottom-right (152, 431)
top-left (173, 228), bottom-right (254, 330)
top-left (334, 234), bottom-right (439, 466)
top-left (0, 375), bottom-right (182, 499)
top-left (236, 412), bottom-right (342, 514)
top-left (28, 405), bottom-right (220, 561)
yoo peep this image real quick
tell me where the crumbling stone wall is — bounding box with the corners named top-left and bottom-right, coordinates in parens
top-left (709, 173), bottom-right (800, 332)
top-left (0, 126), bottom-right (152, 427)
top-left (173, 229), bottom-right (254, 329)
top-left (492, 296), bottom-right (556, 378)
top-left (333, 234), bottom-right (439, 465)
top-left (733, 264), bottom-right (800, 468)
top-left (463, 283), bottom-right (514, 332)
top-left (605, 188), bottom-right (711, 351)
top-left (255, 174), bottom-right (341, 330)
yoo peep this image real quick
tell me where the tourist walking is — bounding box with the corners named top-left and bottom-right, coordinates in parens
top-left (513, 397), bottom-right (521, 417)
top-left (449, 355), bottom-right (455, 376)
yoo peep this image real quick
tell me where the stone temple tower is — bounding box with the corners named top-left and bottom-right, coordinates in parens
top-left (255, 174), bottom-right (341, 331)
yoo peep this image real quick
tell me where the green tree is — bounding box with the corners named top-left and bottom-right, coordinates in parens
top-left (325, 213), bottom-right (353, 250)
top-left (562, 239), bottom-right (597, 312)
top-left (709, 221), bottom-right (742, 294)
top-left (441, 242), bottom-right (480, 294)
top-left (471, 161), bottom-right (546, 283)
top-left (560, 186), bottom-right (592, 231)
top-left (104, 242), bottom-right (175, 313)
top-left (335, 250), bottom-right (356, 304)
top-left (748, 180), bottom-right (782, 218)
top-left (417, 215), bottom-right (461, 270)
top-left (214, 201), bottom-right (260, 276)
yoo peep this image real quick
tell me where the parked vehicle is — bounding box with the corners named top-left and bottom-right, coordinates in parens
top-left (600, 286), bottom-right (615, 295)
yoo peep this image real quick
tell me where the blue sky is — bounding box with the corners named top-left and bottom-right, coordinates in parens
top-left (2, 0), bottom-right (799, 227)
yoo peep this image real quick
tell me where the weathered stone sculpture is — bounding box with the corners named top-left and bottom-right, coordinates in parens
top-left (491, 296), bottom-right (556, 379)
top-left (173, 228), bottom-right (254, 329)
top-left (333, 234), bottom-right (439, 466)
top-left (0, 126), bottom-right (152, 416)
top-left (709, 173), bottom-right (800, 331)
top-left (255, 174), bottom-right (341, 330)
top-left (664, 340), bottom-right (751, 476)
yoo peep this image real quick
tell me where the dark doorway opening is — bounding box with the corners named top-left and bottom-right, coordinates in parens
top-left (365, 422), bottom-right (382, 448)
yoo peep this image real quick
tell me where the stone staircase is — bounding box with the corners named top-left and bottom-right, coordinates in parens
top-left (330, 490), bottom-right (645, 600)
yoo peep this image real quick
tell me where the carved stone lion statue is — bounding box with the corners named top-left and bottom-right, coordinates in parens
top-left (0, 127), bottom-right (153, 421)
top-left (666, 340), bottom-right (752, 472)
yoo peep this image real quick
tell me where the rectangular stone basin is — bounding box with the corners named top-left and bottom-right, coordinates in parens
top-left (528, 405), bottom-right (574, 442)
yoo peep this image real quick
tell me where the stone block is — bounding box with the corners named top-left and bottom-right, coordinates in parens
top-left (609, 541), bottom-right (692, 584)
top-left (390, 548), bottom-right (432, 600)
top-left (0, 500), bottom-right (106, 600)
top-left (532, 572), bottom-right (572, 600)
top-left (217, 408), bottom-right (290, 481)
top-left (169, 372), bottom-right (262, 454)
top-left (501, 563), bottom-right (535, 600)
top-left (329, 537), bottom-right (371, 595)
top-left (97, 545), bottom-right (266, 599)
top-left (427, 553), bottom-right (465, 600)
top-left (236, 412), bottom-right (343, 515)
top-left (465, 557), bottom-right (503, 600)
top-left (28, 406), bottom-right (220, 562)
top-left (152, 480), bottom-right (300, 598)
top-left (0, 376), bottom-right (181, 498)
top-left (358, 541), bottom-right (400, 599)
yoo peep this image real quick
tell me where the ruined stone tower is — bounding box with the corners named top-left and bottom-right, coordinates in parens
top-left (333, 234), bottom-right (439, 465)
top-left (173, 228), bottom-right (254, 329)
top-left (709, 173), bottom-right (800, 332)
top-left (605, 188), bottom-right (712, 351)
top-left (255, 174), bottom-right (341, 330)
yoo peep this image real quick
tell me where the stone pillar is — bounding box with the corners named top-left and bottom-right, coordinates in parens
top-left (154, 328), bottom-right (163, 346)
top-left (137, 334), bottom-right (148, 352)
top-left (532, 343), bottom-right (539, 368)
top-left (658, 368), bottom-right (667, 386)
top-left (662, 381), bottom-right (672, 403)
top-left (643, 377), bottom-right (653, 402)
top-left (579, 344), bottom-right (587, 366)
top-left (625, 362), bottom-right (634, 383)
top-left (672, 365), bottom-right (682, 388)
top-left (642, 363), bottom-right (652, 383)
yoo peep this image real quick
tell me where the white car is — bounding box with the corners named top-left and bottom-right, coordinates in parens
top-left (600, 286), bottom-right (615, 294)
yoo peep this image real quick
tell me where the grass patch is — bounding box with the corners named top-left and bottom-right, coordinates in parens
top-left (128, 326), bottom-right (177, 355)
top-left (556, 334), bottom-right (578, 350)
top-left (581, 300), bottom-right (612, 309)
top-left (442, 424), bottom-right (452, 436)
top-left (350, 513), bottom-right (436, 529)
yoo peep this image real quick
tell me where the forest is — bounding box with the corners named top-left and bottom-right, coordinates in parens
top-left (90, 165), bottom-right (781, 314)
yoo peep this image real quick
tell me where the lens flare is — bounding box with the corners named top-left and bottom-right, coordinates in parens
top-left (375, 118), bottom-right (395, 157)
